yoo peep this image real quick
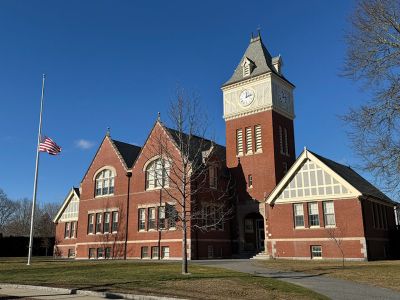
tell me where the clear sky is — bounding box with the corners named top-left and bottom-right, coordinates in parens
top-left (1, 0), bottom-right (374, 206)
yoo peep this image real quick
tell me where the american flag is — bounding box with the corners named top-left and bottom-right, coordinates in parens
top-left (39, 136), bottom-right (62, 155)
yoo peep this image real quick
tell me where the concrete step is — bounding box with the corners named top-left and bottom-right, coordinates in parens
top-left (250, 251), bottom-right (270, 260)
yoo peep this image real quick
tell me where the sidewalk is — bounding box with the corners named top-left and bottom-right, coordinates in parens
top-left (0, 284), bottom-right (179, 300)
top-left (193, 259), bottom-right (400, 300)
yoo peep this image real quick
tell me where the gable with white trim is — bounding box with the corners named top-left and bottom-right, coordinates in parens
top-left (60, 194), bottom-right (79, 222)
top-left (276, 159), bottom-right (354, 202)
top-left (54, 188), bottom-right (80, 223)
top-left (267, 149), bottom-right (362, 205)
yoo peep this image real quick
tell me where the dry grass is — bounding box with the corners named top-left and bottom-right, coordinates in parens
top-left (256, 259), bottom-right (400, 292)
top-left (0, 258), bottom-right (327, 300)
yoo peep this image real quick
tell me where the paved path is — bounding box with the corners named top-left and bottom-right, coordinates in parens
top-left (193, 259), bottom-right (400, 300)
top-left (0, 284), bottom-right (176, 300)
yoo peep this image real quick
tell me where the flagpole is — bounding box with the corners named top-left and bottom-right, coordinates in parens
top-left (27, 74), bottom-right (46, 266)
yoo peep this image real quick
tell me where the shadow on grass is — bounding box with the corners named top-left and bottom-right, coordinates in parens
top-left (254, 271), bottom-right (330, 280)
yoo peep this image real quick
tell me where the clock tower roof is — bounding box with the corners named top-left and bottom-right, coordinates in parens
top-left (223, 34), bottom-right (294, 88)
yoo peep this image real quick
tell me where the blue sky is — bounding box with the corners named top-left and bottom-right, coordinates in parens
top-left (1, 1), bottom-right (373, 205)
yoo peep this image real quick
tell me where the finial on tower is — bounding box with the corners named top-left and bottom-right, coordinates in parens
top-left (257, 25), bottom-right (261, 38)
top-left (157, 112), bottom-right (161, 121)
top-left (106, 127), bottom-right (111, 137)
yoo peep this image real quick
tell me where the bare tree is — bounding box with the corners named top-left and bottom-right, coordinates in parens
top-left (326, 227), bottom-right (346, 268)
top-left (0, 189), bottom-right (16, 234)
top-left (96, 199), bottom-right (126, 259)
top-left (148, 89), bottom-right (233, 274)
top-left (4, 199), bottom-right (58, 237)
top-left (5, 198), bottom-right (33, 236)
top-left (343, 0), bottom-right (400, 197)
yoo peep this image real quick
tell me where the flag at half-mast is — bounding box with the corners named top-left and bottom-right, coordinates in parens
top-left (39, 136), bottom-right (61, 155)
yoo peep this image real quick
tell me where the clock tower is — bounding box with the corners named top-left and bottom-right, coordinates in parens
top-left (222, 34), bottom-right (296, 254)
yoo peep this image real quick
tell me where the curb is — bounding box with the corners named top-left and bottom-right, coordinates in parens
top-left (0, 284), bottom-right (183, 300)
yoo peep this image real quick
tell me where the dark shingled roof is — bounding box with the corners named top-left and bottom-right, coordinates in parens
top-left (223, 36), bottom-right (293, 87)
top-left (73, 187), bottom-right (80, 197)
top-left (311, 151), bottom-right (393, 203)
top-left (165, 126), bottom-right (226, 164)
top-left (112, 139), bottom-right (142, 169)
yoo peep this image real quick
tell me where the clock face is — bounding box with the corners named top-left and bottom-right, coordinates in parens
top-left (279, 89), bottom-right (289, 108)
top-left (239, 89), bottom-right (255, 107)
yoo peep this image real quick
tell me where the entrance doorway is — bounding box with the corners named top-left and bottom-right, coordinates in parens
top-left (243, 213), bottom-right (265, 252)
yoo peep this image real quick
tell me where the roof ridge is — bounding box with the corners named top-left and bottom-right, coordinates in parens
top-left (164, 126), bottom-right (225, 148)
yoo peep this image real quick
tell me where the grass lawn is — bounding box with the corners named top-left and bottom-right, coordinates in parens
top-left (256, 259), bottom-right (400, 292)
top-left (0, 258), bottom-right (327, 300)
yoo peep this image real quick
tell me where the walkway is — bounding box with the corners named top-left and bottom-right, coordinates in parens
top-left (0, 284), bottom-right (176, 300)
top-left (193, 259), bottom-right (400, 300)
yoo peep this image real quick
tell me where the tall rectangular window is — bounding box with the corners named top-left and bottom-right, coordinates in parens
top-left (141, 246), bottom-right (149, 258)
top-left (105, 247), bottom-right (111, 259)
top-left (112, 211), bottom-right (119, 232)
top-left (209, 165), bottom-right (217, 188)
top-left (245, 127), bottom-right (252, 154)
top-left (138, 208), bottom-right (146, 231)
top-left (279, 126), bottom-right (284, 154)
top-left (248, 174), bottom-right (253, 188)
top-left (236, 129), bottom-right (243, 155)
top-left (284, 128), bottom-right (289, 155)
top-left (97, 248), bottom-right (104, 259)
top-left (166, 204), bottom-right (177, 228)
top-left (89, 248), bottom-right (95, 259)
top-left (308, 202), bottom-right (320, 227)
top-left (151, 246), bottom-right (159, 259)
top-left (161, 246), bottom-right (170, 259)
top-left (88, 214), bottom-right (94, 234)
top-left (104, 212), bottom-right (110, 233)
top-left (71, 221), bottom-right (76, 238)
top-left (254, 125), bottom-right (262, 152)
top-left (293, 203), bottom-right (304, 228)
top-left (158, 206), bottom-right (166, 229)
top-left (148, 207), bottom-right (156, 230)
top-left (64, 222), bottom-right (70, 238)
top-left (96, 213), bottom-right (102, 233)
top-left (323, 201), bottom-right (336, 226)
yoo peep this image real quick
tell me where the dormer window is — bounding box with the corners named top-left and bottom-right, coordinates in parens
top-left (241, 57), bottom-right (254, 77)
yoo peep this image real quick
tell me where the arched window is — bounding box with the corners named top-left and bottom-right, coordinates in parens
top-left (145, 158), bottom-right (169, 190)
top-left (95, 169), bottom-right (115, 196)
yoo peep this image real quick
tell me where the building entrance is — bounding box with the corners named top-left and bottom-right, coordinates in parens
top-left (243, 213), bottom-right (265, 252)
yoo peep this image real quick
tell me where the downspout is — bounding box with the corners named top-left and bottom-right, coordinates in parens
top-left (124, 171), bottom-right (132, 260)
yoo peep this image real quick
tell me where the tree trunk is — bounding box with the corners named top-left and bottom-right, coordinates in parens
top-left (182, 219), bottom-right (188, 274)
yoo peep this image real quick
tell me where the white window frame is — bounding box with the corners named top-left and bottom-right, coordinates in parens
top-left (293, 203), bottom-right (305, 228)
top-left (138, 208), bottom-right (146, 231)
top-left (245, 127), bottom-right (253, 154)
top-left (311, 245), bottom-right (322, 259)
top-left (148, 207), bottom-right (156, 230)
top-left (254, 125), bottom-right (262, 153)
top-left (104, 212), bottom-right (110, 233)
top-left (88, 214), bottom-right (94, 234)
top-left (112, 211), bottom-right (119, 232)
top-left (95, 169), bottom-right (115, 197)
top-left (96, 213), bottom-right (102, 233)
top-left (161, 246), bottom-right (170, 259)
top-left (308, 202), bottom-right (320, 227)
top-left (145, 158), bottom-right (169, 190)
top-left (323, 201), bottom-right (336, 227)
top-left (236, 129), bottom-right (243, 155)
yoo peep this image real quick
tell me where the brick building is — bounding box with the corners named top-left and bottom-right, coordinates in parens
top-left (54, 34), bottom-right (398, 260)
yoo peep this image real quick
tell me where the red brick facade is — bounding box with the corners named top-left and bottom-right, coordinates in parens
top-left (54, 35), bottom-right (398, 261)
